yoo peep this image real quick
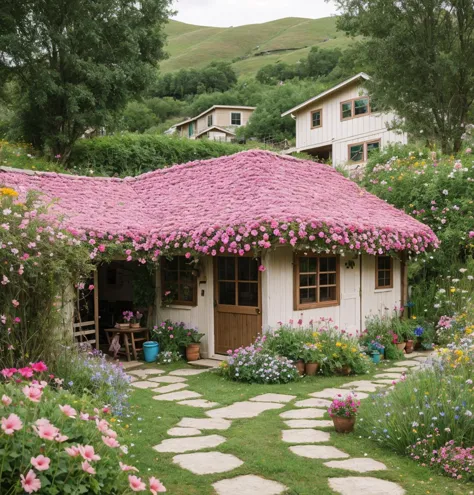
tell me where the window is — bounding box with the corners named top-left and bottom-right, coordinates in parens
top-left (349, 143), bottom-right (364, 162)
top-left (354, 97), bottom-right (369, 116)
top-left (207, 115), bottom-right (213, 127)
top-left (161, 256), bottom-right (197, 305)
top-left (217, 257), bottom-right (259, 307)
top-left (188, 122), bottom-right (194, 137)
top-left (231, 112), bottom-right (242, 125)
top-left (341, 96), bottom-right (371, 120)
top-left (376, 256), bottom-right (393, 289)
top-left (294, 255), bottom-right (339, 309)
top-left (311, 109), bottom-right (322, 128)
top-left (341, 101), bottom-right (352, 119)
top-left (367, 140), bottom-right (380, 156)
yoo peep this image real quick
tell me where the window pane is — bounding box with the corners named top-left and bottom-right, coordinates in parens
top-left (238, 257), bottom-right (258, 281)
top-left (219, 282), bottom-right (236, 305)
top-left (218, 257), bottom-right (235, 281)
top-left (367, 141), bottom-right (380, 155)
top-left (231, 113), bottom-right (241, 125)
top-left (166, 257), bottom-right (179, 270)
top-left (320, 256), bottom-right (337, 272)
top-left (299, 257), bottom-right (309, 272)
top-left (300, 287), bottom-right (316, 304)
top-left (238, 282), bottom-right (258, 307)
top-left (350, 145), bottom-right (364, 162)
top-left (207, 115), bottom-right (213, 127)
top-left (319, 273), bottom-right (336, 286)
top-left (342, 102), bottom-right (352, 118)
top-left (179, 283), bottom-right (194, 302)
top-left (377, 256), bottom-right (391, 270)
top-left (312, 111), bottom-right (321, 127)
top-left (354, 98), bottom-right (369, 115)
top-left (320, 286), bottom-right (337, 302)
top-left (163, 269), bottom-right (178, 282)
top-left (308, 257), bottom-right (317, 272)
top-left (300, 274), bottom-right (316, 287)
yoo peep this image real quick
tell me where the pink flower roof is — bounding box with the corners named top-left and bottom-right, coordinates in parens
top-left (0, 150), bottom-right (438, 255)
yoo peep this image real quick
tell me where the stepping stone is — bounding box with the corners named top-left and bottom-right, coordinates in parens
top-left (153, 434), bottom-right (226, 453)
top-left (152, 383), bottom-right (189, 394)
top-left (148, 376), bottom-right (187, 384)
top-left (280, 408), bottom-right (325, 419)
top-left (294, 398), bottom-right (332, 408)
top-left (128, 368), bottom-right (165, 377)
top-left (373, 373), bottom-right (404, 379)
top-left (173, 452), bottom-right (243, 475)
top-left (384, 367), bottom-right (408, 372)
top-left (177, 417), bottom-right (232, 430)
top-left (128, 376), bottom-right (137, 382)
top-left (290, 445), bottom-right (349, 459)
top-left (324, 458), bottom-right (387, 473)
top-left (207, 401), bottom-right (284, 419)
top-left (284, 419), bottom-right (333, 429)
top-left (167, 427), bottom-right (202, 437)
top-left (169, 369), bottom-right (208, 376)
top-left (249, 393), bottom-right (296, 403)
top-left (178, 399), bottom-right (219, 408)
top-left (373, 379), bottom-right (397, 385)
top-left (188, 359), bottom-right (221, 368)
top-left (413, 356), bottom-right (429, 362)
top-left (310, 388), bottom-right (369, 400)
top-left (152, 390), bottom-right (201, 402)
top-left (328, 476), bottom-right (405, 495)
top-left (131, 381), bottom-right (159, 389)
top-left (213, 475), bottom-right (287, 495)
top-left (282, 429), bottom-right (330, 444)
top-left (393, 360), bottom-right (419, 367)
top-left (341, 381), bottom-right (382, 393)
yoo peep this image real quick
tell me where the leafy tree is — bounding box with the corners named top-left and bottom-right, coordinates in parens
top-left (302, 46), bottom-right (342, 78)
top-left (333, 0), bottom-right (474, 153)
top-left (0, 0), bottom-right (171, 159)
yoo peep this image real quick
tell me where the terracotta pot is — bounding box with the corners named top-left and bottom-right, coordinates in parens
top-left (305, 362), bottom-right (319, 376)
top-left (186, 343), bottom-right (200, 361)
top-left (405, 340), bottom-right (414, 354)
top-left (117, 323), bottom-right (130, 329)
top-left (396, 342), bottom-right (407, 351)
top-left (335, 365), bottom-right (352, 376)
top-left (295, 360), bottom-right (305, 376)
top-left (130, 323), bottom-right (140, 329)
top-left (332, 416), bottom-right (356, 433)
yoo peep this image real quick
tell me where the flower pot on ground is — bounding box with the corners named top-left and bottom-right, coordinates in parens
top-left (295, 360), bottom-right (305, 375)
top-left (301, 343), bottom-right (322, 376)
top-left (333, 416), bottom-right (356, 433)
top-left (186, 343), bottom-right (200, 361)
top-left (328, 393), bottom-right (360, 434)
top-left (305, 362), bottom-right (319, 376)
top-left (405, 339), bottom-right (414, 354)
top-left (371, 350), bottom-right (381, 364)
top-left (396, 342), bottom-right (407, 351)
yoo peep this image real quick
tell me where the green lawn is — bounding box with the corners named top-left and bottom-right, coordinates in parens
top-left (124, 362), bottom-right (466, 494)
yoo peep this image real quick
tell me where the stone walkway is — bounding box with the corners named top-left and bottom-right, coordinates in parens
top-left (128, 353), bottom-right (432, 494)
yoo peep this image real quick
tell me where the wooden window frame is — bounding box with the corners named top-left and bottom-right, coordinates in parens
top-left (230, 112), bottom-right (242, 126)
top-left (161, 256), bottom-right (197, 306)
top-left (366, 139), bottom-right (381, 157)
top-left (348, 138), bottom-right (382, 163)
top-left (188, 122), bottom-right (194, 137)
top-left (294, 254), bottom-right (340, 310)
top-left (375, 255), bottom-right (393, 290)
top-left (340, 96), bottom-right (371, 121)
top-left (310, 108), bottom-right (323, 129)
top-left (207, 114), bottom-right (213, 127)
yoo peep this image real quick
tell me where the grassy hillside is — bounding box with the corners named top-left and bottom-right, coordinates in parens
top-left (161, 17), bottom-right (354, 77)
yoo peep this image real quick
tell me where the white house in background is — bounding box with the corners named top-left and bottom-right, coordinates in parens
top-left (173, 105), bottom-right (256, 142)
top-left (281, 72), bottom-right (407, 166)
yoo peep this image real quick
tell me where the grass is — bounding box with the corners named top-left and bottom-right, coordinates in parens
top-left (161, 17), bottom-right (356, 77)
top-left (0, 140), bottom-right (67, 173)
top-left (124, 360), bottom-right (467, 495)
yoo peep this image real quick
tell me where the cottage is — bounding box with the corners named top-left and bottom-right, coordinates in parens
top-left (0, 151), bottom-right (437, 358)
top-left (282, 73), bottom-right (407, 166)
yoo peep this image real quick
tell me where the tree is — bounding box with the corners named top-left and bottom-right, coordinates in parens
top-left (333, 0), bottom-right (474, 153)
top-left (303, 47), bottom-right (342, 78)
top-left (0, 0), bottom-right (172, 159)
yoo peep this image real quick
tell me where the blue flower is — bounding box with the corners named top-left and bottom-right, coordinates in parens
top-left (414, 326), bottom-right (424, 337)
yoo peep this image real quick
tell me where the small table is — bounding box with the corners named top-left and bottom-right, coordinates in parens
top-left (105, 327), bottom-right (150, 361)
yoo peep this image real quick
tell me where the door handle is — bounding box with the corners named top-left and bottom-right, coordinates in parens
top-left (255, 308), bottom-right (261, 315)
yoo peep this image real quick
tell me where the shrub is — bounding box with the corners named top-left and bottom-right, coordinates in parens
top-left (151, 320), bottom-right (195, 354)
top-left (0, 364), bottom-right (166, 494)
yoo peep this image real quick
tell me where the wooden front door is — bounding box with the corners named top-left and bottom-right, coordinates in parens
top-left (214, 256), bottom-right (262, 355)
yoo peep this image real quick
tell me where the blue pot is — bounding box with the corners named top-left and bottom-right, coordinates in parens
top-left (143, 341), bottom-right (159, 362)
top-left (371, 352), bottom-right (381, 364)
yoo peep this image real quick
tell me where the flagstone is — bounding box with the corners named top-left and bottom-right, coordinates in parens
top-left (384, 367), bottom-right (408, 372)
top-left (169, 369), bottom-right (209, 376)
top-left (249, 393), bottom-right (296, 403)
top-left (309, 388), bottom-right (369, 400)
top-left (282, 429), bottom-right (331, 444)
top-left (328, 476), bottom-right (405, 495)
top-left (341, 381), bottom-right (383, 393)
top-left (294, 398), bottom-right (332, 408)
top-left (131, 381), bottom-right (159, 389)
top-left (324, 458), bottom-right (387, 473)
top-left (128, 368), bottom-right (165, 377)
top-left (148, 376), bottom-right (187, 384)
top-left (178, 399), bottom-right (220, 408)
top-left (177, 417), bottom-right (232, 431)
top-left (173, 452), bottom-right (243, 475)
top-left (207, 401), bottom-right (284, 419)
top-left (152, 383), bottom-right (188, 394)
top-left (167, 427), bottom-right (202, 437)
top-left (153, 434), bottom-right (226, 453)
top-left (393, 360), bottom-right (420, 367)
top-left (413, 356), bottom-right (430, 362)
top-left (373, 379), bottom-right (397, 385)
top-left (283, 419), bottom-right (334, 429)
top-left (152, 390), bottom-right (201, 402)
top-left (280, 408), bottom-right (326, 419)
top-left (289, 445), bottom-right (349, 459)
top-left (373, 373), bottom-right (404, 379)
top-left (213, 475), bottom-right (287, 495)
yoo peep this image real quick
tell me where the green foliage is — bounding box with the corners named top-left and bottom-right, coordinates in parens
top-left (0, 0), bottom-right (171, 157)
top-left (334, 0), bottom-right (474, 152)
top-left (263, 326), bottom-right (311, 361)
top-left (150, 320), bottom-right (195, 353)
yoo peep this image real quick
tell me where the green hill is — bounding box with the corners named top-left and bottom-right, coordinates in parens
top-left (161, 17), bottom-right (354, 77)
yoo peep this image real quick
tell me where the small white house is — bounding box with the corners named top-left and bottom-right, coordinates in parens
top-left (281, 73), bottom-right (407, 166)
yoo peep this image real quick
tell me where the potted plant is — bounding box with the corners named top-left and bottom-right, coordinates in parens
top-left (185, 329), bottom-right (205, 361)
top-left (118, 310), bottom-right (133, 329)
top-left (130, 311), bottom-right (143, 329)
top-left (302, 343), bottom-right (322, 376)
top-left (368, 340), bottom-right (384, 364)
top-left (327, 393), bottom-right (361, 433)
top-left (391, 329), bottom-right (406, 352)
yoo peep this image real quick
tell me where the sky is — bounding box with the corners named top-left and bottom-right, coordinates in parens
top-left (171, 0), bottom-right (338, 27)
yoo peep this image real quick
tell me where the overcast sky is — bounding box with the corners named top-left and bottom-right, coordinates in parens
top-left (171, 0), bottom-right (338, 27)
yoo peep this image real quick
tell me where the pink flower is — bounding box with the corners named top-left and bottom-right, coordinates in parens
top-left (55, 434), bottom-right (69, 443)
top-left (30, 362), bottom-right (48, 372)
top-left (149, 476), bottom-right (167, 494)
top-left (20, 470), bottom-right (41, 493)
top-left (2, 394), bottom-right (12, 406)
top-left (59, 404), bottom-right (77, 418)
top-left (22, 386), bottom-right (42, 402)
top-left (18, 367), bottom-right (34, 378)
top-left (105, 428), bottom-right (117, 439)
top-left (96, 418), bottom-right (110, 433)
top-left (258, 264), bottom-right (266, 272)
top-left (128, 475), bottom-right (146, 491)
top-left (88, 284), bottom-right (95, 290)
top-left (65, 446), bottom-right (81, 457)
top-left (80, 412), bottom-right (90, 420)
top-left (1, 368), bottom-right (17, 378)
top-left (12, 299), bottom-right (19, 307)
top-left (31, 455), bottom-right (50, 471)
top-left (81, 461), bottom-right (96, 475)
top-left (33, 422), bottom-right (59, 441)
top-left (1, 413), bottom-right (23, 435)
top-left (102, 435), bottom-right (120, 448)
top-left (79, 445), bottom-right (101, 462)
top-left (119, 461), bottom-right (139, 472)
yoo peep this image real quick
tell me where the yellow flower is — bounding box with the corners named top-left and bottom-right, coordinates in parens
top-left (450, 288), bottom-right (456, 293)
top-left (336, 342), bottom-right (342, 347)
top-left (351, 348), bottom-right (357, 353)
top-left (0, 187), bottom-right (18, 197)
top-left (411, 316), bottom-right (417, 320)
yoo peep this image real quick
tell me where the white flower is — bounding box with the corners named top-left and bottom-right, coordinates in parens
top-left (442, 189), bottom-right (449, 195)
top-left (459, 268), bottom-right (468, 273)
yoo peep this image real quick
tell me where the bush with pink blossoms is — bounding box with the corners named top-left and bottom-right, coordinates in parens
top-left (0, 363), bottom-right (166, 494)
top-left (327, 393), bottom-right (361, 418)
